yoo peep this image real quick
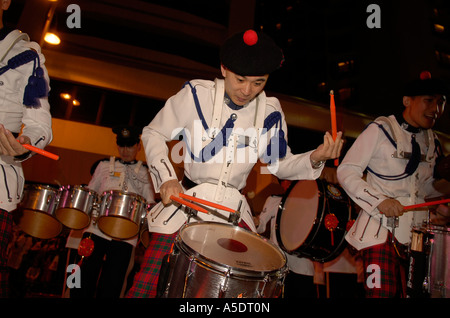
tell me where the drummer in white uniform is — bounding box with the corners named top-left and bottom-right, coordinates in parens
top-left (0, 0), bottom-right (52, 298)
top-left (70, 126), bottom-right (155, 298)
top-left (126, 29), bottom-right (343, 298)
top-left (337, 71), bottom-right (450, 298)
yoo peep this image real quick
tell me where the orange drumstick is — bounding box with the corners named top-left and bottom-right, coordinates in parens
top-left (179, 193), bottom-right (235, 213)
top-left (330, 90), bottom-right (339, 166)
top-left (170, 195), bottom-right (208, 214)
top-left (403, 198), bottom-right (450, 211)
top-left (21, 143), bottom-right (59, 161)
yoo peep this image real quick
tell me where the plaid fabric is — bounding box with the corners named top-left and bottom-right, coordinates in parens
top-left (361, 232), bottom-right (408, 298)
top-left (126, 232), bottom-right (177, 298)
top-left (0, 209), bottom-right (13, 298)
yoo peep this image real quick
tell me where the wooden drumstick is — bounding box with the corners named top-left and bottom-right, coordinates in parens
top-left (179, 193), bottom-right (236, 213)
top-left (170, 195), bottom-right (208, 214)
top-left (21, 143), bottom-right (59, 160)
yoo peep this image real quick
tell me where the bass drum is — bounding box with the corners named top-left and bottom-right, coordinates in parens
top-left (276, 179), bottom-right (353, 262)
top-left (14, 184), bottom-right (62, 239)
top-left (163, 222), bottom-right (287, 298)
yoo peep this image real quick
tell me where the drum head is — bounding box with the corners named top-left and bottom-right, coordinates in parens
top-left (278, 180), bottom-right (319, 252)
top-left (97, 216), bottom-right (139, 239)
top-left (14, 209), bottom-right (62, 239)
top-left (179, 222), bottom-right (286, 272)
top-left (55, 208), bottom-right (90, 230)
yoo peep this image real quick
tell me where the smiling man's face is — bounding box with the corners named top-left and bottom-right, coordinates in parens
top-left (403, 94), bottom-right (446, 129)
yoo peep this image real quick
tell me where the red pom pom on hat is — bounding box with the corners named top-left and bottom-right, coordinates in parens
top-left (243, 30), bottom-right (258, 46)
top-left (420, 71), bottom-right (432, 80)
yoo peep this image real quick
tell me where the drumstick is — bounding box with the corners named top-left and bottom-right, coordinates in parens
top-left (179, 193), bottom-right (236, 213)
top-left (170, 195), bottom-right (208, 214)
top-left (330, 90), bottom-right (339, 167)
top-left (403, 198), bottom-right (450, 211)
top-left (21, 143), bottom-right (60, 161)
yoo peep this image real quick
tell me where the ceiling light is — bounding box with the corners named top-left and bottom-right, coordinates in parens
top-left (44, 32), bottom-right (61, 45)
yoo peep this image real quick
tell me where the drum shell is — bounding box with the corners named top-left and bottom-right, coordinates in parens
top-left (407, 225), bottom-right (449, 298)
top-left (97, 190), bottom-right (146, 240)
top-left (55, 185), bottom-right (98, 230)
top-left (14, 184), bottom-right (62, 239)
top-left (276, 179), bottom-right (353, 263)
top-left (164, 222), bottom-right (287, 298)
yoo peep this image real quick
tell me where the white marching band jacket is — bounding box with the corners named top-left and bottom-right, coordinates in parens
top-left (0, 30), bottom-right (52, 212)
top-left (337, 115), bottom-right (444, 250)
top-left (142, 79), bottom-right (324, 234)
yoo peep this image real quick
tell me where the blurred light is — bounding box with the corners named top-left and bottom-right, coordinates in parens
top-left (72, 99), bottom-right (80, 106)
top-left (44, 32), bottom-right (61, 45)
top-left (434, 24), bottom-right (445, 33)
top-left (60, 93), bottom-right (71, 100)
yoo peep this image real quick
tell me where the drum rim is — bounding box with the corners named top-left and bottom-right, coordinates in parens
top-left (101, 190), bottom-right (146, 202)
top-left (59, 184), bottom-right (99, 195)
top-left (175, 221), bottom-right (287, 277)
top-left (24, 183), bottom-right (59, 192)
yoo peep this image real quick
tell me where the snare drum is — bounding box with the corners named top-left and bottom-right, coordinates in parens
top-left (55, 185), bottom-right (98, 230)
top-left (407, 224), bottom-right (449, 298)
top-left (276, 179), bottom-right (353, 262)
top-left (163, 222), bottom-right (287, 298)
top-left (97, 190), bottom-right (147, 240)
top-left (14, 184), bottom-right (62, 239)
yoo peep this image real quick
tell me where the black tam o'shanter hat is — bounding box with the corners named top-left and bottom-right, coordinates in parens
top-left (403, 71), bottom-right (449, 97)
top-left (220, 29), bottom-right (284, 76)
top-left (112, 126), bottom-right (141, 147)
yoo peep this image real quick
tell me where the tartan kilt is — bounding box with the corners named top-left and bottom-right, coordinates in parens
top-left (360, 232), bottom-right (408, 298)
top-left (126, 232), bottom-right (177, 298)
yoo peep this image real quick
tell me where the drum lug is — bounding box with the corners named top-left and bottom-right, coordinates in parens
top-left (256, 274), bottom-right (270, 298)
top-left (218, 269), bottom-right (231, 298)
top-left (182, 256), bottom-right (196, 298)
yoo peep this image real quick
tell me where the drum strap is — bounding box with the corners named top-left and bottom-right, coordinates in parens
top-left (109, 156), bottom-right (115, 176)
top-left (366, 116), bottom-right (436, 181)
top-left (0, 30), bottom-right (48, 108)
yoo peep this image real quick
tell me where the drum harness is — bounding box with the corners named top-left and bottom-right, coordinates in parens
top-left (183, 78), bottom-right (287, 203)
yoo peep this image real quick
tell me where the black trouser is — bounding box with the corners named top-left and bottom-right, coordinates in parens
top-left (70, 233), bottom-right (133, 298)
